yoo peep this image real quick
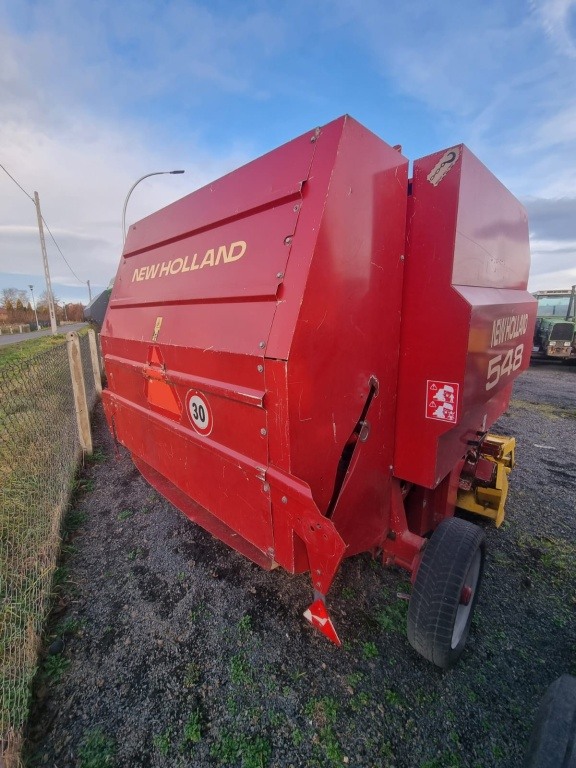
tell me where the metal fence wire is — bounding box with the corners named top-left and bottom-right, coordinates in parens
top-left (0, 336), bottom-right (96, 766)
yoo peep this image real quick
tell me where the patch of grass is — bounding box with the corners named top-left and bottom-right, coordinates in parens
top-left (305, 697), bottom-right (341, 765)
top-left (127, 547), bottom-right (145, 561)
top-left (66, 508), bottom-right (87, 531)
top-left (0, 332), bottom-right (68, 369)
top-left (117, 509), bottom-right (134, 521)
top-left (182, 709), bottom-right (202, 746)
top-left (346, 671), bottom-right (365, 687)
top-left (78, 727), bottom-right (116, 768)
top-left (42, 654), bottom-right (70, 683)
top-left (183, 661), bottom-right (201, 687)
top-left (153, 727), bottom-right (173, 757)
top-left (384, 688), bottom-right (403, 707)
top-left (211, 730), bottom-right (271, 768)
top-left (86, 447), bottom-right (107, 464)
top-left (341, 586), bottom-right (355, 600)
top-left (518, 533), bottom-right (576, 585)
top-left (305, 696), bottom-right (338, 726)
top-left (189, 604), bottom-right (207, 622)
top-left (55, 616), bottom-right (85, 636)
top-left (230, 653), bottom-right (252, 686)
top-left (292, 727), bottom-right (304, 747)
top-left (238, 613), bottom-right (252, 635)
top-left (362, 641), bottom-right (378, 659)
top-left (375, 600), bottom-right (408, 633)
top-left (74, 477), bottom-right (95, 494)
top-left (350, 691), bottom-right (371, 712)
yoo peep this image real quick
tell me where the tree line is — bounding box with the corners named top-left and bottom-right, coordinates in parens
top-left (0, 287), bottom-right (85, 325)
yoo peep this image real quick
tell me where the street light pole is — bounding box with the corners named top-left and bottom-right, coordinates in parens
top-left (122, 170), bottom-right (185, 244)
top-left (29, 284), bottom-right (40, 331)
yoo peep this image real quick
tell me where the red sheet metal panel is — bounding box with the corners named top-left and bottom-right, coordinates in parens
top-left (393, 146), bottom-right (536, 489)
top-left (102, 133), bottom-right (318, 559)
top-left (269, 117), bottom-right (408, 556)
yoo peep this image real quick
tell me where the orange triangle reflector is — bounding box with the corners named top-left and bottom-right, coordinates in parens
top-left (303, 599), bottom-right (341, 646)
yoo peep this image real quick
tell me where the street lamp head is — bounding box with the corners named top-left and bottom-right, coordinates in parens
top-left (122, 169), bottom-right (186, 243)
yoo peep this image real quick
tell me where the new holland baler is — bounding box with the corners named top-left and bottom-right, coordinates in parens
top-left (101, 116), bottom-right (536, 668)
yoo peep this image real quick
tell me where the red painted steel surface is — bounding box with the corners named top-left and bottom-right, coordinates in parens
top-left (101, 118), bottom-right (534, 633)
top-left (394, 146), bottom-right (536, 488)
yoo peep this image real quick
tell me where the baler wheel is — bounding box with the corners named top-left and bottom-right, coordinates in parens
top-left (407, 517), bottom-right (485, 669)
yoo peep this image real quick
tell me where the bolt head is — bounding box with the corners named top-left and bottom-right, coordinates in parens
top-left (263, 483), bottom-right (270, 493)
top-left (284, 236), bottom-right (293, 246)
top-left (276, 272), bottom-right (284, 279)
top-left (281, 496), bottom-right (288, 504)
top-left (260, 428), bottom-right (267, 436)
top-left (257, 365), bottom-right (264, 373)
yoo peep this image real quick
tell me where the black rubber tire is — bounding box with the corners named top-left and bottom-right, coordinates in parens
top-left (525, 675), bottom-right (576, 768)
top-left (407, 516), bottom-right (485, 669)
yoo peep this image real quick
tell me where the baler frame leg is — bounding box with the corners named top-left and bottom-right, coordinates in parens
top-left (382, 479), bottom-right (426, 576)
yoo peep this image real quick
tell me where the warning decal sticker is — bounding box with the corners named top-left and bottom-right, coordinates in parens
top-left (426, 380), bottom-right (460, 423)
top-left (427, 147), bottom-right (460, 186)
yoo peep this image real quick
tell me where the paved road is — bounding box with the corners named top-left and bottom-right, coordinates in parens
top-left (0, 322), bottom-right (88, 347)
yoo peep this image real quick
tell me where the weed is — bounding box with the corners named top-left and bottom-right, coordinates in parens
top-left (341, 586), bottom-right (355, 600)
top-left (153, 727), bottom-right (173, 757)
top-left (492, 744), bottom-right (505, 759)
top-left (384, 688), bottom-right (402, 707)
top-left (362, 641), bottom-right (378, 659)
top-left (350, 691), bottom-right (371, 712)
top-left (52, 565), bottom-right (69, 587)
top-left (74, 477), bottom-right (95, 494)
top-left (211, 731), bottom-right (271, 768)
top-left (230, 653), bottom-right (252, 686)
top-left (305, 696), bottom-right (338, 726)
top-left (346, 671), bottom-right (365, 687)
top-left (178, 571), bottom-right (187, 581)
top-left (375, 600), bottom-right (408, 633)
top-left (42, 654), bottom-right (70, 682)
top-left (183, 661), bottom-right (201, 687)
top-left (118, 509), bottom-right (134, 521)
top-left (189, 604), bottom-right (207, 622)
top-left (238, 613), bottom-right (252, 634)
top-left (182, 709), bottom-right (202, 746)
top-left (86, 448), bottom-right (107, 464)
top-left (78, 728), bottom-right (116, 767)
top-left (226, 695), bottom-right (239, 717)
top-left (56, 616), bottom-right (85, 636)
top-left (66, 509), bottom-right (87, 530)
top-left (292, 727), bottom-right (304, 747)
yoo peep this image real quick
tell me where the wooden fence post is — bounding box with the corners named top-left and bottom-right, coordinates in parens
top-left (87, 328), bottom-right (103, 396)
top-left (66, 332), bottom-right (93, 454)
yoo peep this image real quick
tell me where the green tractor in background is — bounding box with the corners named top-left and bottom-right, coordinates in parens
top-left (531, 286), bottom-right (576, 362)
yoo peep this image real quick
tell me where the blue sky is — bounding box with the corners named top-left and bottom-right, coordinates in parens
top-left (1, 0), bottom-right (575, 304)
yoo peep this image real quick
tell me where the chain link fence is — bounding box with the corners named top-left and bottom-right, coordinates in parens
top-left (0, 332), bottom-right (100, 767)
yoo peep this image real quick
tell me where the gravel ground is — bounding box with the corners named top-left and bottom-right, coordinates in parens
top-left (26, 362), bottom-right (576, 768)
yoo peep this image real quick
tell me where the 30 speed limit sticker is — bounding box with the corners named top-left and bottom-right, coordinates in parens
top-left (186, 390), bottom-right (213, 436)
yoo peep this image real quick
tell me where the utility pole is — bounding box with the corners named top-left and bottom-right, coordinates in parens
top-left (87, 280), bottom-right (92, 303)
top-left (33, 191), bottom-right (57, 335)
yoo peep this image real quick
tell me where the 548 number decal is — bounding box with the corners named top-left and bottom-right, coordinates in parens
top-left (486, 343), bottom-right (524, 391)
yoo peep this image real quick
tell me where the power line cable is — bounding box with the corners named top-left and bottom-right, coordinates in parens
top-left (0, 162), bottom-right (34, 202)
top-left (1, 162), bottom-right (85, 283)
top-left (41, 216), bottom-right (84, 284)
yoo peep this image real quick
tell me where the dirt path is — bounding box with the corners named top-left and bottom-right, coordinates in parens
top-left (26, 363), bottom-right (576, 767)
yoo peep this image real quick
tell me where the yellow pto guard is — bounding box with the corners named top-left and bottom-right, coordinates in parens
top-left (456, 434), bottom-right (516, 528)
